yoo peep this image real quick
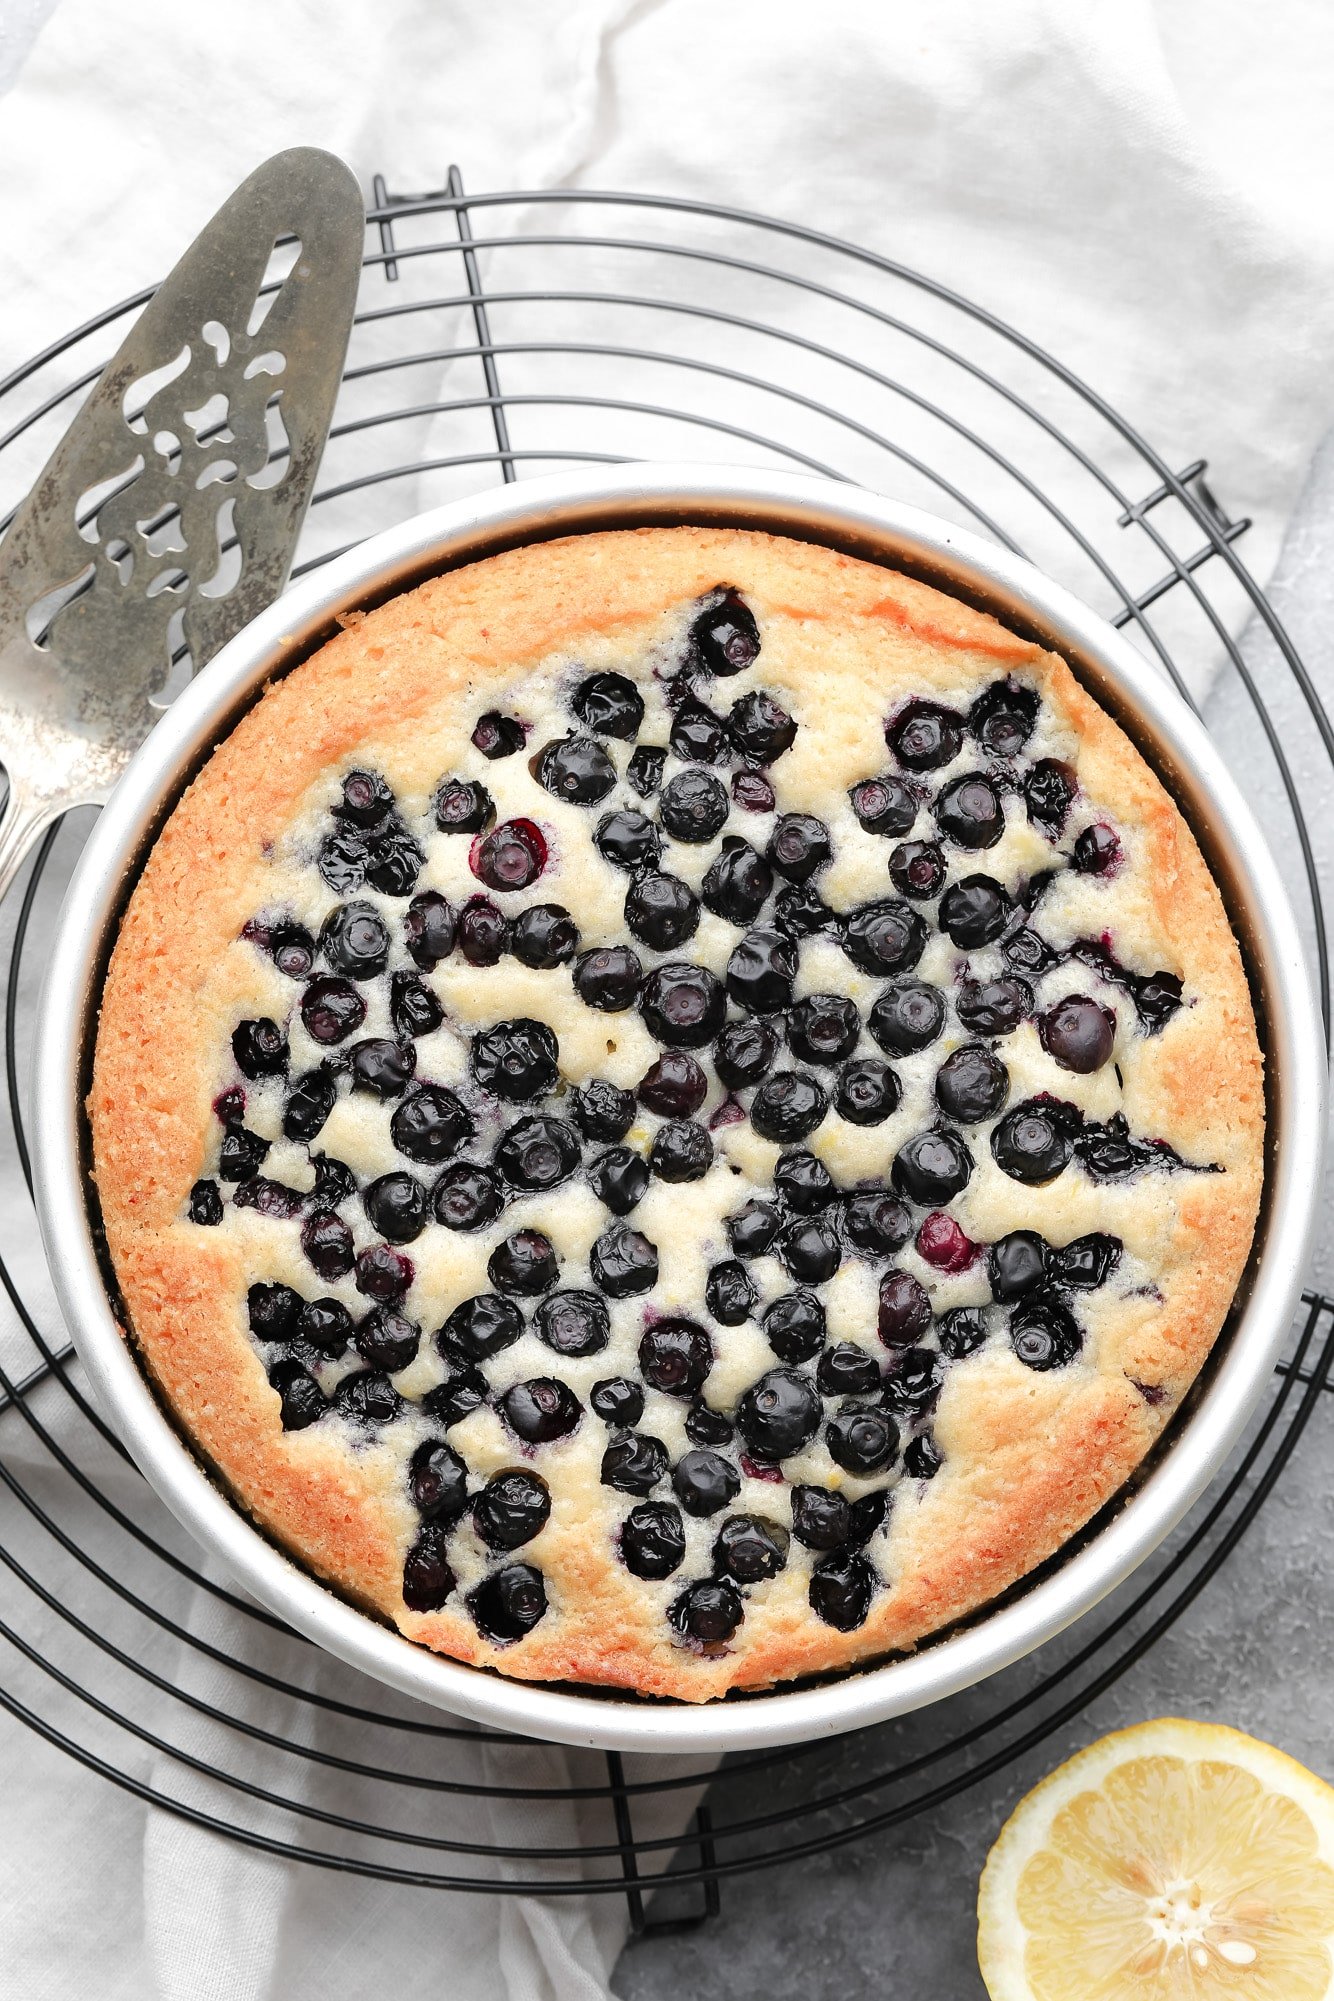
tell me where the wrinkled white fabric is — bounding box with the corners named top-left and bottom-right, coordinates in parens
top-left (1, 2), bottom-right (1333, 1994)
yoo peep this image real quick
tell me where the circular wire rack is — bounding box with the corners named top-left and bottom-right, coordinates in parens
top-left (1, 172), bottom-right (1332, 1932)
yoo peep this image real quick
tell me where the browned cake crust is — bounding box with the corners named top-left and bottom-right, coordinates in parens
top-left (89, 527), bottom-right (1264, 1700)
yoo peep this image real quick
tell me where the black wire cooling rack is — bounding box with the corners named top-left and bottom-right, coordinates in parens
top-left (1, 170), bottom-right (1332, 1935)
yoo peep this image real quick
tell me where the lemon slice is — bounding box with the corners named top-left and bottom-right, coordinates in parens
top-left (977, 1718), bottom-right (1334, 1999)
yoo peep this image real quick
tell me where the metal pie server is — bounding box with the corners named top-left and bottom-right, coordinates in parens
top-left (0, 145), bottom-right (364, 900)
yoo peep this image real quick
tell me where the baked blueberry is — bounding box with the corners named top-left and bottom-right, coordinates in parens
top-left (409, 1439), bottom-right (470, 1523)
top-left (495, 1115), bottom-right (581, 1191)
top-left (472, 818), bottom-right (547, 893)
top-left (773, 883), bottom-right (834, 937)
top-left (878, 1269), bottom-right (931, 1347)
top-left (574, 945), bottom-right (644, 1012)
top-left (356, 1244), bottom-right (414, 1301)
top-left (726, 1200), bottom-right (782, 1260)
top-left (939, 874), bottom-right (1011, 949)
top-left (511, 902), bottom-right (580, 969)
top-left (456, 896), bottom-right (510, 965)
top-left (501, 1377), bottom-right (582, 1444)
top-left (317, 827), bottom-right (372, 894)
top-left (773, 1150), bottom-right (836, 1212)
top-left (471, 1019), bottom-right (560, 1103)
top-left (248, 1281), bottom-right (302, 1341)
top-left (301, 975), bottom-right (366, 1045)
top-left (809, 1549), bottom-right (876, 1629)
top-left (232, 1176), bottom-right (306, 1220)
top-left (471, 1470), bottom-right (551, 1551)
top-left (336, 768), bottom-right (393, 827)
top-left (659, 768), bottom-right (730, 843)
top-left (685, 1401), bottom-right (735, 1446)
top-left (868, 981), bottom-right (946, 1056)
top-left (363, 821), bottom-right (426, 897)
top-left (269, 1358), bottom-right (326, 1431)
top-left (817, 1343), bottom-right (883, 1397)
top-left (764, 1290), bottom-right (826, 1363)
top-left (935, 771), bottom-right (1005, 849)
top-left (732, 769), bottom-right (776, 813)
top-left (670, 1578), bottom-right (744, 1644)
top-left (728, 690), bottom-right (796, 763)
top-left (968, 679), bottom-right (1038, 759)
top-left (991, 1100), bottom-right (1077, 1183)
top-left (391, 1084), bottom-right (472, 1164)
top-left (850, 774), bottom-right (918, 836)
top-left (443, 1292), bottom-right (525, 1360)
top-left (188, 1178), bottom-right (223, 1226)
top-left (726, 928), bottom-right (796, 1015)
top-left (826, 1404), bottom-right (898, 1475)
top-left (621, 1502), bottom-right (687, 1580)
top-left (488, 1230), bottom-right (560, 1296)
top-left (1025, 758), bottom-right (1076, 835)
top-left (597, 809), bottom-right (662, 873)
top-left (402, 891), bottom-right (457, 971)
top-left (880, 1345), bottom-right (943, 1416)
top-left (1073, 822), bottom-right (1121, 875)
top-left (469, 1563), bottom-right (548, 1642)
top-left (938, 1305), bottom-right (989, 1358)
top-left (713, 1514), bottom-right (789, 1584)
top-left (714, 1018), bottom-right (780, 1090)
top-left (891, 1127), bottom-right (973, 1205)
top-left (348, 1037), bottom-right (416, 1098)
top-left (671, 696), bottom-right (730, 764)
top-left (363, 1171), bottom-right (428, 1244)
top-left (321, 901), bottom-right (390, 980)
top-left (624, 871), bottom-right (699, 950)
top-left (1039, 995), bottom-right (1115, 1074)
top-left (840, 899), bottom-right (927, 977)
top-left (787, 994), bottom-right (859, 1067)
top-left (691, 588), bottom-right (760, 675)
top-left (590, 1376), bottom-right (644, 1425)
top-left (843, 1190), bottom-right (911, 1256)
top-left (301, 1209), bottom-right (355, 1281)
top-left (422, 1358), bottom-right (488, 1428)
top-left (935, 1042), bottom-right (1009, 1123)
top-left (528, 1293), bottom-right (608, 1363)
top-left (591, 1223), bottom-right (659, 1297)
top-left (588, 1145), bottom-right (650, 1215)
top-left (299, 1297), bottom-right (353, 1355)
top-left (638, 1050), bottom-right (707, 1118)
top-left (887, 701), bottom-right (964, 771)
top-left (402, 1527), bottom-right (455, 1612)
top-left (1004, 926), bottom-right (1059, 979)
top-left (283, 1066), bottom-right (336, 1143)
top-left (640, 962), bottom-right (726, 1047)
top-left (904, 1433), bottom-right (944, 1478)
top-left (535, 734), bottom-right (616, 804)
top-left (1011, 1293), bottom-right (1082, 1370)
top-left (472, 711), bottom-right (527, 760)
top-left (672, 1449), bottom-right (741, 1517)
top-left (390, 971), bottom-right (444, 1040)
top-left (702, 839), bottom-right (773, 924)
top-left (750, 1070), bottom-right (829, 1143)
top-left (780, 1216), bottom-right (842, 1283)
top-left (835, 1058), bottom-right (900, 1126)
top-left (434, 777), bottom-right (494, 834)
top-left (956, 975), bottom-right (1032, 1037)
top-left (602, 1431), bottom-right (670, 1495)
top-left (766, 813), bottom-right (831, 883)
top-left (628, 743), bottom-right (666, 797)
top-left (220, 1127), bottom-right (269, 1182)
top-left (1049, 1232), bottom-right (1122, 1289)
top-left (736, 1368), bottom-right (822, 1461)
top-left (311, 1153), bottom-right (357, 1206)
top-left (915, 1205), bottom-right (976, 1270)
top-left (650, 1120), bottom-right (713, 1182)
top-left (334, 1370), bottom-right (404, 1427)
top-left (571, 1079), bottom-right (636, 1142)
top-left (889, 839), bottom-right (947, 898)
top-left (989, 1230), bottom-right (1049, 1302)
top-left (791, 1486), bottom-right (851, 1551)
top-left (573, 671), bottom-right (644, 739)
top-left (267, 922), bottom-right (315, 978)
top-left (639, 1318), bottom-right (713, 1398)
top-left (232, 1017), bottom-right (288, 1079)
top-left (355, 1305), bottom-right (420, 1372)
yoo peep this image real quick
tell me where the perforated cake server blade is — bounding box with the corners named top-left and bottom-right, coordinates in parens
top-left (0, 145), bottom-right (365, 900)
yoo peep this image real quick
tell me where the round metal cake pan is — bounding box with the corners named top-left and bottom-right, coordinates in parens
top-left (30, 464), bottom-right (1326, 1755)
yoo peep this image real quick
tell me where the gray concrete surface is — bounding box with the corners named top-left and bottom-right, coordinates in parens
top-left (613, 439), bottom-right (1334, 1999)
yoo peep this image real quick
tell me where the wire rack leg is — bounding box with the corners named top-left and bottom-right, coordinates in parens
top-left (603, 1750), bottom-right (721, 1934)
top-left (447, 164), bottom-right (515, 482)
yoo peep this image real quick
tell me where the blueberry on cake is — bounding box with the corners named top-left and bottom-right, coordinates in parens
top-left (90, 528), bottom-right (1264, 1700)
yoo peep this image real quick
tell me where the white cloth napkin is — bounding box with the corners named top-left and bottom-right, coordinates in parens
top-left (3, 3), bottom-right (1334, 1996)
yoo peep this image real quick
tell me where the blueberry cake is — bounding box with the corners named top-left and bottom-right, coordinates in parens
top-left (89, 528), bottom-right (1264, 1700)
